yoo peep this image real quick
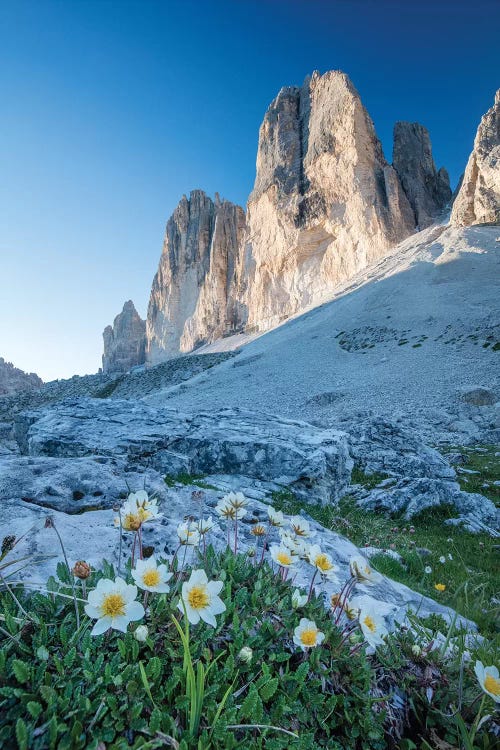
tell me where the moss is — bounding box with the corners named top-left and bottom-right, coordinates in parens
top-left (164, 472), bottom-right (217, 490)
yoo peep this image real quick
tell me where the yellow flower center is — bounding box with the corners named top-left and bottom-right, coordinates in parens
top-left (363, 615), bottom-right (377, 633)
top-left (138, 507), bottom-right (152, 522)
top-left (434, 583), bottom-right (446, 592)
top-left (251, 525), bottom-right (266, 536)
top-left (142, 569), bottom-right (161, 587)
top-left (101, 593), bottom-right (126, 618)
top-left (277, 551), bottom-right (292, 566)
top-left (188, 585), bottom-right (209, 610)
top-left (300, 628), bottom-right (318, 646)
top-left (484, 674), bottom-right (500, 696)
top-left (123, 513), bottom-right (141, 531)
top-left (315, 554), bottom-right (333, 572)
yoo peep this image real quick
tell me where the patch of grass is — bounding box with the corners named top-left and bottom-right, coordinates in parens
top-left (442, 444), bottom-right (500, 506)
top-left (398, 340), bottom-right (408, 346)
top-left (93, 376), bottom-right (124, 398)
top-left (270, 492), bottom-right (499, 640)
top-left (350, 465), bottom-right (389, 490)
top-left (412, 343), bottom-right (422, 348)
top-left (492, 341), bottom-right (500, 351)
top-left (270, 487), bottom-right (296, 505)
top-left (164, 472), bottom-right (217, 490)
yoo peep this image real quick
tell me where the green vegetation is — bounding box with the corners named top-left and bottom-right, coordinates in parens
top-left (94, 376), bottom-right (125, 399)
top-left (442, 445), bottom-right (500, 506)
top-left (164, 473), bottom-right (217, 490)
top-left (1, 547), bottom-right (498, 749)
top-left (350, 466), bottom-right (390, 491)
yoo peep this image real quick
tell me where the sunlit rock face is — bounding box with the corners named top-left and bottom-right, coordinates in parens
top-left (241, 70), bottom-right (416, 331)
top-left (393, 121), bottom-right (451, 228)
top-left (102, 300), bottom-right (146, 374)
top-left (146, 191), bottom-right (246, 364)
top-left (451, 90), bottom-right (500, 227)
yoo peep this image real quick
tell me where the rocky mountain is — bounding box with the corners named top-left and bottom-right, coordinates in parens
top-left (146, 191), bottom-right (246, 363)
top-left (0, 357), bottom-right (42, 396)
top-left (393, 121), bottom-right (451, 228)
top-left (102, 300), bottom-right (146, 374)
top-left (451, 89), bottom-right (500, 226)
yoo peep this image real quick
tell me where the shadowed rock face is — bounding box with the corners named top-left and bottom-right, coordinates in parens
top-left (393, 121), bottom-right (451, 228)
top-left (243, 70), bottom-right (416, 331)
top-left (102, 300), bottom-right (146, 374)
top-left (451, 90), bottom-right (500, 226)
top-left (146, 191), bottom-right (246, 364)
top-left (0, 358), bottom-right (42, 396)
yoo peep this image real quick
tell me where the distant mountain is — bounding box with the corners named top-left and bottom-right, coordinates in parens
top-left (0, 357), bottom-right (43, 396)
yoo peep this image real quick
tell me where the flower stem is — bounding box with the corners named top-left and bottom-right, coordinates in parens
top-left (50, 520), bottom-right (80, 630)
top-left (307, 569), bottom-right (318, 601)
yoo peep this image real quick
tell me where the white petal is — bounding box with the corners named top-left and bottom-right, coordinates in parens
top-left (111, 615), bottom-right (131, 632)
top-left (207, 580), bottom-right (223, 596)
top-left (91, 617), bottom-right (111, 635)
top-left (84, 604), bottom-right (101, 618)
top-left (126, 601), bottom-right (145, 622)
top-left (200, 609), bottom-right (217, 627)
top-left (208, 596), bottom-right (226, 616)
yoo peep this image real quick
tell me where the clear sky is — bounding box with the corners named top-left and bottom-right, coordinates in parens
top-left (1, 0), bottom-right (499, 381)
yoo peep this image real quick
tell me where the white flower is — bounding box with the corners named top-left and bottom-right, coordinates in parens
top-left (270, 544), bottom-right (296, 568)
top-left (115, 491), bottom-right (161, 530)
top-left (424, 566), bottom-right (432, 574)
top-left (215, 495), bottom-right (247, 520)
top-left (448, 553), bottom-right (453, 561)
top-left (267, 506), bottom-right (285, 527)
top-left (293, 618), bottom-right (325, 651)
top-left (198, 516), bottom-right (218, 535)
top-left (84, 577), bottom-right (144, 636)
top-left (349, 556), bottom-right (382, 585)
top-left (292, 589), bottom-right (308, 609)
top-left (439, 556), bottom-right (446, 564)
top-left (474, 661), bottom-right (500, 703)
top-left (134, 624), bottom-right (149, 642)
top-left (358, 604), bottom-right (388, 649)
top-left (307, 544), bottom-right (339, 582)
top-left (177, 521), bottom-right (201, 546)
top-left (131, 556), bottom-right (173, 593)
top-left (279, 529), bottom-right (309, 557)
top-left (179, 569), bottom-right (226, 627)
top-left (289, 516), bottom-right (314, 538)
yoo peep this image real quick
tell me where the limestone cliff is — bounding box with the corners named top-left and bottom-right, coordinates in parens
top-left (102, 300), bottom-right (146, 374)
top-left (393, 121), bottom-right (451, 228)
top-left (242, 70), bottom-right (416, 331)
top-left (451, 90), bottom-right (500, 226)
top-left (146, 191), bottom-right (246, 363)
top-left (0, 358), bottom-right (43, 396)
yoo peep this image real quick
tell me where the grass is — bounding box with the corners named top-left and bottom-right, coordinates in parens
top-left (441, 444), bottom-right (500, 506)
top-left (350, 466), bottom-right (390, 491)
top-left (164, 472), bottom-right (218, 490)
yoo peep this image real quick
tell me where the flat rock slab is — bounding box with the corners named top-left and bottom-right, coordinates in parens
top-left (14, 399), bottom-right (352, 504)
top-left (2, 484), bottom-right (476, 633)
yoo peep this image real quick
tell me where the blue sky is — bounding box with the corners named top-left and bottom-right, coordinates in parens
top-left (1, 0), bottom-right (499, 381)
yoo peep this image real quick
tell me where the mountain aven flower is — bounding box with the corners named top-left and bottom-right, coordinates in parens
top-left (349, 556), bottom-right (381, 585)
top-left (358, 604), bottom-right (388, 649)
top-left (308, 545), bottom-right (339, 582)
top-left (474, 660), bottom-right (500, 703)
top-left (179, 569), bottom-right (226, 627)
top-left (289, 516), bottom-right (314, 538)
top-left (267, 506), bottom-right (285, 527)
top-left (270, 544), bottom-right (296, 569)
top-left (177, 521), bottom-right (201, 546)
top-left (292, 588), bottom-right (308, 609)
top-left (279, 529), bottom-right (309, 557)
top-left (132, 556), bottom-right (173, 593)
top-left (293, 618), bottom-right (325, 651)
top-left (84, 577), bottom-right (144, 635)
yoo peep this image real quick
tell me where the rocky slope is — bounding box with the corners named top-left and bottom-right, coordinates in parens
top-left (0, 357), bottom-right (42, 396)
top-left (451, 89), bottom-right (500, 226)
top-left (146, 191), bottom-right (246, 363)
top-left (102, 300), bottom-right (146, 374)
top-left (393, 121), bottom-right (451, 228)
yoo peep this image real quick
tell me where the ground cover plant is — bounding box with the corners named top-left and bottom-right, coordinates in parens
top-left (0, 489), bottom-right (498, 749)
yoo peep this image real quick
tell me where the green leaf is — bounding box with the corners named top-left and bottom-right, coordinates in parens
top-left (36, 646), bottom-right (49, 661)
top-left (260, 677), bottom-right (279, 701)
top-left (26, 701), bottom-right (43, 719)
top-left (12, 659), bottom-right (30, 684)
top-left (15, 718), bottom-right (29, 750)
top-left (239, 685), bottom-right (259, 720)
top-left (64, 646), bottom-right (76, 668)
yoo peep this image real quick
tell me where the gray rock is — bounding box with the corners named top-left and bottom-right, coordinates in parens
top-left (0, 357), bottom-right (43, 396)
top-left (451, 89), bottom-right (500, 227)
top-left (102, 300), bottom-right (146, 375)
top-left (2, 483), bottom-right (476, 632)
top-left (459, 387), bottom-right (498, 406)
top-left (393, 121), bottom-right (451, 228)
top-left (15, 399), bottom-right (352, 505)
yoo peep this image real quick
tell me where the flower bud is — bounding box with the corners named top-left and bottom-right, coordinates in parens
top-left (411, 644), bottom-right (422, 657)
top-left (238, 646), bottom-right (253, 663)
top-left (134, 625), bottom-right (149, 642)
top-left (1, 535), bottom-right (16, 556)
top-left (72, 560), bottom-right (91, 579)
top-left (349, 633), bottom-right (363, 645)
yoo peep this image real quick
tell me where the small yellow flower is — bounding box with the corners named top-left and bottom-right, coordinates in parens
top-left (434, 583), bottom-right (446, 592)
